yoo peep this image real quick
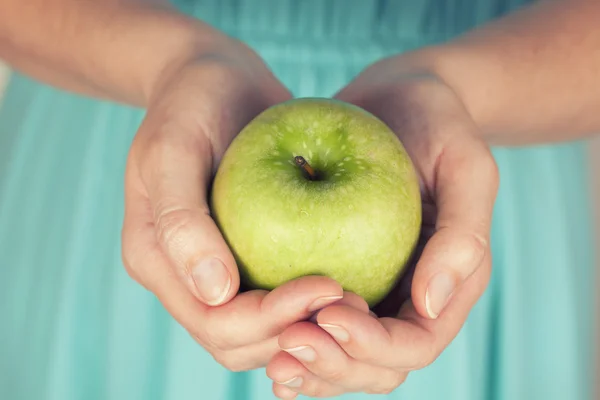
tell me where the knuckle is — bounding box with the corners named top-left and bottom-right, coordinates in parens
top-left (392, 372), bottom-right (407, 389)
top-left (413, 345), bottom-right (439, 370)
top-left (320, 368), bottom-right (348, 385)
top-left (401, 332), bottom-right (438, 371)
top-left (155, 205), bottom-right (195, 248)
top-left (367, 371), bottom-right (406, 395)
top-left (188, 318), bottom-right (234, 353)
top-left (142, 127), bottom-right (196, 166)
top-left (120, 232), bottom-right (146, 286)
top-left (465, 231), bottom-right (488, 270)
top-left (302, 379), bottom-right (328, 398)
top-left (122, 260), bottom-right (141, 284)
top-left (120, 250), bottom-right (137, 280)
top-left (465, 231), bottom-right (488, 261)
top-left (307, 357), bottom-right (351, 385)
top-left (446, 230), bottom-right (488, 278)
top-left (202, 324), bottom-right (234, 352)
top-left (265, 363), bottom-right (280, 382)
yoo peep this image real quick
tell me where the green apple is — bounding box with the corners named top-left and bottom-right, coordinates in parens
top-left (210, 97), bottom-right (422, 307)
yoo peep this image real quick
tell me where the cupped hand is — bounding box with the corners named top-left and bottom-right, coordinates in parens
top-left (121, 42), bottom-right (368, 371)
top-left (267, 61), bottom-right (499, 398)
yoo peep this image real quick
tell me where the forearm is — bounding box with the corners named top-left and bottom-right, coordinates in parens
top-left (0, 1), bottom-right (225, 107)
top-left (405, 0), bottom-right (600, 146)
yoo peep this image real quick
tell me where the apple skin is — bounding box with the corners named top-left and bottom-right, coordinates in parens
top-left (210, 97), bottom-right (422, 307)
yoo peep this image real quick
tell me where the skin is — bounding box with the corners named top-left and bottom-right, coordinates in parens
top-left (268, 76), bottom-right (497, 398)
top-left (1, 0), bottom-right (600, 396)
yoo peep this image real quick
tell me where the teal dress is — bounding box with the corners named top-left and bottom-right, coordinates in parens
top-left (0, 1), bottom-right (595, 399)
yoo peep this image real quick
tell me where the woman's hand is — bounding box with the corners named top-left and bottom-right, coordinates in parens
top-left (121, 42), bottom-right (363, 372)
top-left (266, 59), bottom-right (499, 398)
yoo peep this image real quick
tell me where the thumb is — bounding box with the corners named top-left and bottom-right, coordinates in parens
top-left (138, 126), bottom-right (240, 306)
top-left (411, 136), bottom-right (499, 319)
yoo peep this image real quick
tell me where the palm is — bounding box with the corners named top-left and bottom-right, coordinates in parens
top-left (336, 75), bottom-right (497, 320)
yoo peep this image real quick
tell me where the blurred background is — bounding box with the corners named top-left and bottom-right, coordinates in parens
top-left (591, 120), bottom-right (600, 400)
top-left (0, 61), bottom-right (598, 397)
top-left (0, 63), bottom-right (8, 102)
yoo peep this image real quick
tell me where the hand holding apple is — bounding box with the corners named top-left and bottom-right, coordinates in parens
top-left (266, 65), bottom-right (499, 398)
top-left (120, 44), bottom-right (369, 372)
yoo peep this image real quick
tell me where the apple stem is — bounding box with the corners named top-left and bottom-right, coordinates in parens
top-left (294, 156), bottom-right (317, 180)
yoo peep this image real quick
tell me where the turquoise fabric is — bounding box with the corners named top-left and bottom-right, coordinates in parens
top-left (0, 1), bottom-right (595, 399)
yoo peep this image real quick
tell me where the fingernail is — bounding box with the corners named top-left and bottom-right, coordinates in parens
top-left (318, 324), bottom-right (350, 342)
top-left (425, 272), bottom-right (457, 318)
top-left (283, 346), bottom-right (317, 362)
top-left (192, 258), bottom-right (231, 305)
top-left (369, 310), bottom-right (378, 318)
top-left (277, 377), bottom-right (303, 388)
top-left (307, 295), bottom-right (343, 313)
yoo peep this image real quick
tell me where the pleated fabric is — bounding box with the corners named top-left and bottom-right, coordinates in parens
top-left (0, 1), bottom-right (595, 399)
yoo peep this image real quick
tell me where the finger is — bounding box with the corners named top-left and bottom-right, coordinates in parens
top-left (268, 351), bottom-right (345, 398)
top-left (136, 121), bottom-right (240, 306)
top-left (309, 290), bottom-right (371, 322)
top-left (333, 291), bottom-right (371, 314)
top-left (207, 336), bottom-right (279, 372)
top-left (315, 265), bottom-right (490, 371)
top-left (123, 180), bottom-right (345, 352)
top-left (272, 383), bottom-right (298, 400)
top-left (412, 134), bottom-right (499, 319)
top-left (315, 304), bottom-right (438, 370)
top-left (205, 275), bottom-right (344, 350)
top-left (123, 224), bottom-right (345, 355)
top-left (276, 322), bottom-right (405, 393)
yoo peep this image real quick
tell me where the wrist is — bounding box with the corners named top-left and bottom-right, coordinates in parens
top-left (146, 33), bottom-right (289, 110)
top-left (386, 45), bottom-right (496, 141)
top-left (140, 14), bottom-right (235, 107)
